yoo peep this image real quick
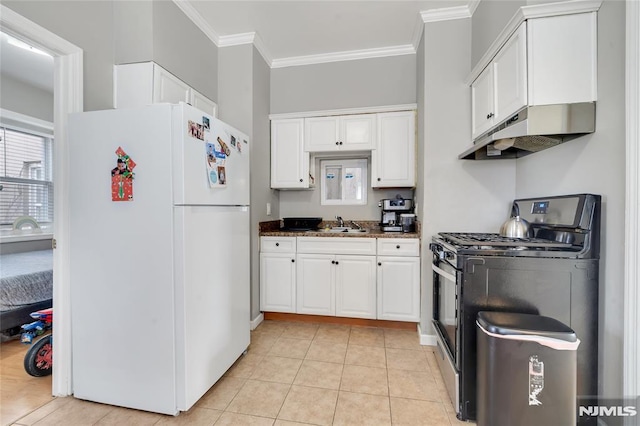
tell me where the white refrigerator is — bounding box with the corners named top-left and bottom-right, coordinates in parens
top-left (68, 103), bottom-right (250, 415)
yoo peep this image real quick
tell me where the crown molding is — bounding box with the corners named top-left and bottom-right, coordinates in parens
top-left (251, 32), bottom-right (272, 67)
top-left (174, 0), bottom-right (480, 70)
top-left (217, 32), bottom-right (272, 66)
top-left (412, 3), bottom-right (474, 51)
top-left (218, 32), bottom-right (255, 47)
top-left (269, 103), bottom-right (417, 120)
top-left (468, 0), bottom-right (481, 16)
top-left (271, 45), bottom-right (415, 69)
top-left (466, 0), bottom-right (603, 84)
top-left (421, 5), bottom-right (471, 23)
top-left (171, 0), bottom-right (220, 45)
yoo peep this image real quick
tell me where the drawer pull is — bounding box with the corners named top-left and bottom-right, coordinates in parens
top-left (275, 242), bottom-right (280, 247)
top-left (396, 245), bottom-right (401, 249)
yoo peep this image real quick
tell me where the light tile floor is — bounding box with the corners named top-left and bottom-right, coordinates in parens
top-left (6, 321), bottom-right (475, 425)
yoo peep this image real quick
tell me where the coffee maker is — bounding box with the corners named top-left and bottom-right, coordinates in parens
top-left (379, 198), bottom-right (414, 232)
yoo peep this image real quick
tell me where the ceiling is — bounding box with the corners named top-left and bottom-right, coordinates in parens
top-left (0, 1), bottom-right (473, 94)
top-left (188, 1), bottom-right (471, 62)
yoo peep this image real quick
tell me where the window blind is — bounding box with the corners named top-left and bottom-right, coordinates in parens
top-left (0, 126), bottom-right (54, 226)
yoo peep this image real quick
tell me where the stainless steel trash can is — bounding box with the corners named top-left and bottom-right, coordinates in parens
top-left (476, 311), bottom-right (580, 426)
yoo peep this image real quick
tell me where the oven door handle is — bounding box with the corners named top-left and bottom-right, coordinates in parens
top-left (432, 263), bottom-right (456, 282)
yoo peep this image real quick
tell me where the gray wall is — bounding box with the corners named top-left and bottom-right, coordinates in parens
top-left (3, 0), bottom-right (115, 111)
top-left (114, 1), bottom-right (153, 65)
top-left (270, 55), bottom-right (416, 114)
top-left (419, 17), bottom-right (516, 335)
top-left (5, 1), bottom-right (218, 111)
top-left (471, 0), bottom-right (524, 67)
top-left (218, 44), bottom-right (278, 323)
top-left (515, 0), bottom-right (626, 401)
top-left (0, 74), bottom-right (53, 122)
top-left (251, 47), bottom-right (278, 321)
top-left (152, 1), bottom-right (218, 102)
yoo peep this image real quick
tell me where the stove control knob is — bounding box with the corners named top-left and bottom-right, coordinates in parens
top-left (444, 251), bottom-right (455, 260)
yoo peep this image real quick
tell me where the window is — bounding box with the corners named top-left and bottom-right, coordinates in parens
top-left (0, 126), bottom-right (54, 226)
top-left (320, 159), bottom-right (367, 205)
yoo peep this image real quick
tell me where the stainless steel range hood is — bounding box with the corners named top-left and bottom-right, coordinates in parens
top-left (459, 102), bottom-right (596, 160)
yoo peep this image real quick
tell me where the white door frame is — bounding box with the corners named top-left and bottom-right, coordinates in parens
top-left (625, 0), bottom-right (640, 418)
top-left (0, 5), bottom-right (83, 396)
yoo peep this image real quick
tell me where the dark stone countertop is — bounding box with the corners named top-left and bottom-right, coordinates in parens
top-left (259, 220), bottom-right (420, 239)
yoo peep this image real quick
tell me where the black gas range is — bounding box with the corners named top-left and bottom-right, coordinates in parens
top-left (430, 194), bottom-right (600, 425)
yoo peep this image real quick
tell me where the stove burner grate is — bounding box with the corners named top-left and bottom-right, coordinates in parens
top-left (439, 232), bottom-right (572, 249)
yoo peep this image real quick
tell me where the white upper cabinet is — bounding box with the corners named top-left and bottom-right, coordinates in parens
top-left (527, 12), bottom-right (597, 105)
top-left (152, 64), bottom-right (191, 105)
top-left (271, 118), bottom-right (309, 189)
top-left (470, 11), bottom-right (597, 140)
top-left (472, 23), bottom-right (527, 139)
top-left (304, 114), bottom-right (375, 152)
top-left (114, 62), bottom-right (218, 116)
top-left (372, 111), bottom-right (416, 188)
top-left (190, 89), bottom-right (218, 118)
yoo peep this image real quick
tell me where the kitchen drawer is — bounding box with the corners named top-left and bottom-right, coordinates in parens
top-left (260, 237), bottom-right (296, 253)
top-left (297, 237), bottom-right (376, 255)
top-left (377, 238), bottom-right (420, 257)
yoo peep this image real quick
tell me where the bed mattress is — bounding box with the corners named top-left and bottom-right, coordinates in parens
top-left (0, 249), bottom-right (53, 311)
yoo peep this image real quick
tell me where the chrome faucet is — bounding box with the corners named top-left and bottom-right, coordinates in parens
top-left (350, 221), bottom-right (362, 230)
top-left (335, 216), bottom-right (344, 227)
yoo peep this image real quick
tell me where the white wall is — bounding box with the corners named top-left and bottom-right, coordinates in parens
top-left (515, 0), bottom-right (626, 400)
top-left (0, 73), bottom-right (53, 122)
top-left (419, 17), bottom-right (516, 335)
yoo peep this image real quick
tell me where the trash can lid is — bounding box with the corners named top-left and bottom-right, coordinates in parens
top-left (477, 311), bottom-right (577, 343)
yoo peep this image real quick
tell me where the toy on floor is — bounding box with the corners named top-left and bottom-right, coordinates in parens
top-left (20, 308), bottom-right (53, 377)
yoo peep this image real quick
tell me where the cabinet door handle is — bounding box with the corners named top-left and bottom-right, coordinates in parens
top-left (335, 261), bottom-right (339, 265)
top-left (299, 178), bottom-right (303, 182)
top-left (335, 141), bottom-right (339, 145)
top-left (331, 260), bottom-right (335, 264)
top-left (378, 262), bottom-right (382, 266)
top-left (339, 141), bottom-right (343, 145)
top-left (275, 242), bottom-right (279, 247)
top-left (486, 112), bottom-right (494, 119)
top-left (291, 259), bottom-right (295, 263)
top-left (396, 245), bottom-right (401, 249)
top-left (377, 178), bottom-right (381, 181)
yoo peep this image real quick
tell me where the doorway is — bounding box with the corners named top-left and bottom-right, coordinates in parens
top-left (0, 3), bottom-right (82, 404)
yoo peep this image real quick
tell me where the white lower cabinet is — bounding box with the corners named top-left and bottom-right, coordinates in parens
top-left (296, 237), bottom-right (376, 319)
top-left (296, 254), bottom-right (335, 316)
top-left (260, 237), bottom-right (296, 313)
top-left (376, 238), bottom-right (420, 322)
top-left (260, 236), bottom-right (418, 321)
top-left (335, 255), bottom-right (377, 319)
top-left (296, 253), bottom-right (376, 318)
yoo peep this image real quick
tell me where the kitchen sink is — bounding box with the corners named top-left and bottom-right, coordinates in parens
top-left (308, 227), bottom-right (369, 234)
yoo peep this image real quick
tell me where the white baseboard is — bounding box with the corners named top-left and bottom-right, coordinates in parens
top-left (417, 323), bottom-right (437, 346)
top-left (250, 313), bottom-right (264, 330)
